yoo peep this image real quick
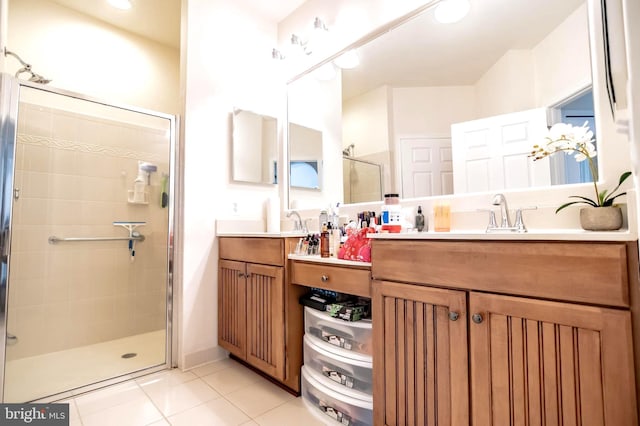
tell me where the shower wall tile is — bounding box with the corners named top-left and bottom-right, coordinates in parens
top-left (7, 103), bottom-right (171, 359)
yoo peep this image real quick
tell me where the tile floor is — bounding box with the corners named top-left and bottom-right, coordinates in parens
top-left (62, 357), bottom-right (330, 425)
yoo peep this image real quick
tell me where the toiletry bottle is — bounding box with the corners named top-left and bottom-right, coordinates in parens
top-left (416, 206), bottom-right (425, 232)
top-left (327, 223), bottom-right (335, 257)
top-left (133, 171), bottom-right (146, 203)
top-left (381, 194), bottom-right (402, 233)
top-left (320, 224), bottom-right (330, 258)
top-left (319, 210), bottom-right (328, 231)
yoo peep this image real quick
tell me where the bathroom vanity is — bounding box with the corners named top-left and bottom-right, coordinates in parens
top-left (217, 233), bottom-right (640, 424)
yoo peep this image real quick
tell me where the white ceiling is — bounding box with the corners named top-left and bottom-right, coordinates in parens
top-left (48, 0), bottom-right (586, 100)
top-left (341, 0), bottom-right (586, 100)
top-left (49, 0), bottom-right (307, 49)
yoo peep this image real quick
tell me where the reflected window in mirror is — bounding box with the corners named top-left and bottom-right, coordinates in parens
top-left (232, 109), bottom-right (277, 185)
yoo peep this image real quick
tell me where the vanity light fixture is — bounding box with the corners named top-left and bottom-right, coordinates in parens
top-left (334, 50), bottom-right (359, 69)
top-left (434, 0), bottom-right (470, 24)
top-left (272, 17), bottom-right (330, 60)
top-left (108, 0), bottom-right (132, 10)
top-left (272, 48), bottom-right (285, 60)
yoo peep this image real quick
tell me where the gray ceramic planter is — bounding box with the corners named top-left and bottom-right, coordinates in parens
top-left (579, 206), bottom-right (623, 231)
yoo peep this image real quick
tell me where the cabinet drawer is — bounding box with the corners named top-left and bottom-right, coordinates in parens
top-left (305, 307), bottom-right (372, 356)
top-left (371, 240), bottom-right (631, 307)
top-left (303, 334), bottom-right (372, 396)
top-left (291, 261), bottom-right (371, 297)
top-left (219, 237), bottom-right (284, 265)
top-left (301, 366), bottom-right (373, 426)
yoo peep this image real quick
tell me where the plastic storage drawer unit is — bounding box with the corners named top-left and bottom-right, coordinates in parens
top-left (303, 334), bottom-right (372, 396)
top-left (304, 307), bottom-right (372, 356)
top-left (301, 366), bottom-right (373, 426)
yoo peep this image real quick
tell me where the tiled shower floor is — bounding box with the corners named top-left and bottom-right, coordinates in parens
top-left (4, 330), bottom-right (166, 402)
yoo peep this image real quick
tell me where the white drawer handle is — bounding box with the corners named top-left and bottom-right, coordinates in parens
top-left (321, 275), bottom-right (329, 282)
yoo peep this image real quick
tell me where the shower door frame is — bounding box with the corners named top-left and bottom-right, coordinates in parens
top-left (0, 74), bottom-right (178, 402)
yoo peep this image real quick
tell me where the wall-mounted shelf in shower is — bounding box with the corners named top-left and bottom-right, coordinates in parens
top-left (127, 190), bottom-right (149, 204)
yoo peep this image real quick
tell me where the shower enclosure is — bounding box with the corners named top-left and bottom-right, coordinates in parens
top-left (342, 157), bottom-right (383, 204)
top-left (0, 74), bottom-right (175, 402)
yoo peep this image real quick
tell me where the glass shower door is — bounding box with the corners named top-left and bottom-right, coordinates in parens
top-left (1, 80), bottom-right (174, 402)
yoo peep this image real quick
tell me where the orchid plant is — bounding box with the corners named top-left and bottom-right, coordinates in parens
top-left (530, 122), bottom-right (631, 213)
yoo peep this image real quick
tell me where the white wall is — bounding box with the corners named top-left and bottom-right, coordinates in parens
top-left (475, 50), bottom-right (535, 118)
top-left (181, 0), bottom-right (284, 368)
top-left (533, 3), bottom-right (592, 107)
top-left (392, 86), bottom-right (476, 135)
top-left (342, 85), bottom-right (390, 156)
top-left (6, 0), bottom-right (180, 115)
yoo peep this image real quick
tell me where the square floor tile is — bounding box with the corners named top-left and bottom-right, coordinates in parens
top-left (190, 358), bottom-right (237, 377)
top-left (254, 398), bottom-right (327, 426)
top-left (80, 395), bottom-right (163, 426)
top-left (74, 381), bottom-right (146, 417)
top-left (201, 364), bottom-right (263, 395)
top-left (224, 377), bottom-right (294, 417)
top-left (142, 377), bottom-right (221, 417)
top-left (135, 368), bottom-right (197, 388)
top-left (168, 398), bottom-right (251, 426)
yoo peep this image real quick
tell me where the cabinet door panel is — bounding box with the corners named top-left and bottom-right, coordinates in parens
top-left (470, 292), bottom-right (637, 426)
top-left (373, 280), bottom-right (468, 426)
top-left (218, 260), bottom-right (246, 358)
top-left (246, 263), bottom-right (284, 380)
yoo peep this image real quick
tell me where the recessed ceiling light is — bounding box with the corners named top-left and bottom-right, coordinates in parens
top-left (108, 0), bottom-right (132, 10)
top-left (434, 0), bottom-right (470, 24)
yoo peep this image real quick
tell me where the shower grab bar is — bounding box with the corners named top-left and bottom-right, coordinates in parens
top-left (48, 235), bottom-right (145, 244)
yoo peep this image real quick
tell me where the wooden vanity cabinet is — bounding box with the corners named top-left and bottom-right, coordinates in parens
top-left (372, 239), bottom-right (638, 426)
top-left (218, 237), bottom-right (285, 380)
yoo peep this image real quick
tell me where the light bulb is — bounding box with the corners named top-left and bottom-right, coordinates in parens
top-left (313, 62), bottom-right (336, 81)
top-left (434, 0), bottom-right (470, 24)
top-left (334, 50), bottom-right (359, 69)
top-left (108, 0), bottom-right (132, 10)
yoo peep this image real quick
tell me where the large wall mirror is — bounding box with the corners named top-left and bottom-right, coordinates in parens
top-left (287, 0), bottom-right (598, 208)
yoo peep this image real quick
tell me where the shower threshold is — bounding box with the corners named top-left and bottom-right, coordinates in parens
top-left (4, 329), bottom-right (166, 403)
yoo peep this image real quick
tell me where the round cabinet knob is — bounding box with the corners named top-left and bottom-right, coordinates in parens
top-left (448, 312), bottom-right (459, 321)
top-left (238, 272), bottom-right (245, 278)
top-left (472, 313), bottom-right (483, 324)
top-left (321, 275), bottom-right (329, 282)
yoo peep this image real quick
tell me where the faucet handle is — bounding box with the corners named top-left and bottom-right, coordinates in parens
top-left (477, 209), bottom-right (498, 231)
top-left (514, 206), bottom-right (537, 233)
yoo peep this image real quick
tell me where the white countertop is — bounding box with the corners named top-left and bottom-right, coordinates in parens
top-left (217, 229), bottom-right (637, 242)
top-left (288, 254), bottom-right (371, 267)
top-left (217, 232), bottom-right (308, 238)
top-left (368, 228), bottom-right (637, 241)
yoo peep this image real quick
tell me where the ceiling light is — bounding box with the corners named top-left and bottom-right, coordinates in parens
top-left (108, 0), bottom-right (132, 10)
top-left (434, 0), bottom-right (470, 24)
top-left (313, 63), bottom-right (336, 81)
top-left (334, 50), bottom-right (359, 69)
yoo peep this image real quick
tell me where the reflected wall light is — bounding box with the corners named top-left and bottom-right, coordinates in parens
top-left (108, 0), bottom-right (132, 10)
top-left (334, 50), bottom-right (359, 69)
top-left (434, 0), bottom-right (470, 24)
top-left (313, 62), bottom-right (336, 81)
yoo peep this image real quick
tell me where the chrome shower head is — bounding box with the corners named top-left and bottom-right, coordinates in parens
top-left (4, 48), bottom-right (51, 85)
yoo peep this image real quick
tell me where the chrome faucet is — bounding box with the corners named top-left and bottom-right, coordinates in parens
top-left (491, 193), bottom-right (511, 228)
top-left (286, 210), bottom-right (307, 233)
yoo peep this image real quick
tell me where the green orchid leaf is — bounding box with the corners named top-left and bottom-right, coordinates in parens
top-left (598, 189), bottom-right (608, 205)
top-left (603, 192), bottom-right (627, 206)
top-left (568, 195), bottom-right (599, 206)
top-left (601, 171), bottom-right (632, 204)
top-left (555, 199), bottom-right (596, 213)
